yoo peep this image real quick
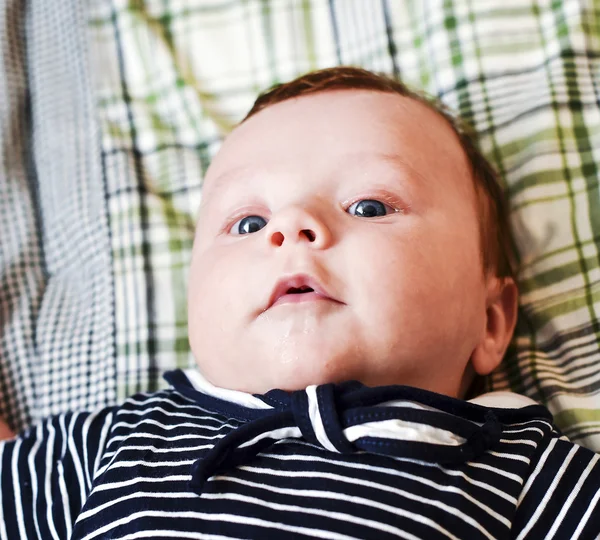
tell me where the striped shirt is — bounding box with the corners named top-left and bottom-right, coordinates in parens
top-left (1, 369), bottom-right (600, 539)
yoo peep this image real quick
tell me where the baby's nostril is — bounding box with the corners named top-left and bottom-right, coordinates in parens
top-left (302, 229), bottom-right (316, 242)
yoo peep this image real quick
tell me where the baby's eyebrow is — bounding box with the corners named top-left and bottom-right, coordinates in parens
top-left (205, 165), bottom-right (261, 202)
top-left (205, 152), bottom-right (427, 203)
top-left (333, 152), bottom-right (431, 188)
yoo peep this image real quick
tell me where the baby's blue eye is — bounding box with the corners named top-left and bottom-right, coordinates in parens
top-left (347, 199), bottom-right (393, 218)
top-left (230, 215), bottom-right (267, 235)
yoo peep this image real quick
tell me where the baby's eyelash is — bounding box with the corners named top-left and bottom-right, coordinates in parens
top-left (342, 192), bottom-right (408, 214)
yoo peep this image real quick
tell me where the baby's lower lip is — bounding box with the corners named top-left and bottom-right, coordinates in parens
top-left (272, 291), bottom-right (333, 307)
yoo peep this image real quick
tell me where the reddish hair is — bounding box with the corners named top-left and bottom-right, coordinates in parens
top-left (243, 66), bottom-right (516, 280)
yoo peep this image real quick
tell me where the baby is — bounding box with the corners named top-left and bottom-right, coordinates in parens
top-left (2, 67), bottom-right (600, 539)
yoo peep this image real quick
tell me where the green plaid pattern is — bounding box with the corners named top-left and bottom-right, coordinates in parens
top-left (88, 0), bottom-right (600, 450)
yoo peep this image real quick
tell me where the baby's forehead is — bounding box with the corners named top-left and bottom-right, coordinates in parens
top-left (203, 90), bottom-right (470, 201)
top-left (206, 153), bottom-right (426, 197)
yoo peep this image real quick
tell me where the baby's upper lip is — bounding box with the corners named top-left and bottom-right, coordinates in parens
top-left (267, 273), bottom-right (341, 309)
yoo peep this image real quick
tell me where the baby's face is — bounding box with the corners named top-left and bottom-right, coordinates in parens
top-left (188, 90), bottom-right (490, 397)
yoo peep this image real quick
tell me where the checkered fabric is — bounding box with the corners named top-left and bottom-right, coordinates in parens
top-left (2, 0), bottom-right (600, 452)
top-left (0, 0), bottom-right (114, 432)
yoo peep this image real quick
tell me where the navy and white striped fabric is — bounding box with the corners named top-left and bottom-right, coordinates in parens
top-left (2, 370), bottom-right (600, 539)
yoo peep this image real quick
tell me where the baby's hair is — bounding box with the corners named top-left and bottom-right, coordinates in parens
top-left (243, 66), bottom-right (516, 281)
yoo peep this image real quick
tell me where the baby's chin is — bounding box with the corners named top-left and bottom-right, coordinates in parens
top-left (195, 347), bottom-right (471, 398)
top-left (191, 322), bottom-right (470, 396)
top-left (194, 346), bottom-right (367, 394)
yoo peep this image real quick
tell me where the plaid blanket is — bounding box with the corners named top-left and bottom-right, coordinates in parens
top-left (2, 0), bottom-right (600, 452)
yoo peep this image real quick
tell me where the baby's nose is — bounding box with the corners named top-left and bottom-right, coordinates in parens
top-left (267, 206), bottom-right (332, 249)
top-left (271, 228), bottom-right (316, 245)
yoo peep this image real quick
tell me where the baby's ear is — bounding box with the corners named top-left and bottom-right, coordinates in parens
top-left (471, 276), bottom-right (519, 376)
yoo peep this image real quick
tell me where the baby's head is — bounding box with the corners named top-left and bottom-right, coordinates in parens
top-left (188, 66), bottom-right (518, 398)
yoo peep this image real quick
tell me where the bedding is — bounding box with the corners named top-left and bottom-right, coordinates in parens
top-left (1, 0), bottom-right (600, 452)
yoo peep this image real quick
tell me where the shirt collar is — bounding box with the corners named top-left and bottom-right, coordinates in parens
top-left (164, 369), bottom-right (551, 493)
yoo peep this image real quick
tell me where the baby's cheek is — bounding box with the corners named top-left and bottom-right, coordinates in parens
top-left (188, 263), bottom-right (223, 343)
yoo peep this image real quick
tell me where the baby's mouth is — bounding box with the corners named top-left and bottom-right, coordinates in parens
top-left (266, 274), bottom-right (343, 311)
top-left (272, 290), bottom-right (332, 307)
top-left (286, 286), bottom-right (314, 294)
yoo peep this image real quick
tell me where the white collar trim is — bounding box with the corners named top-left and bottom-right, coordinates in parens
top-left (184, 369), bottom-right (538, 410)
